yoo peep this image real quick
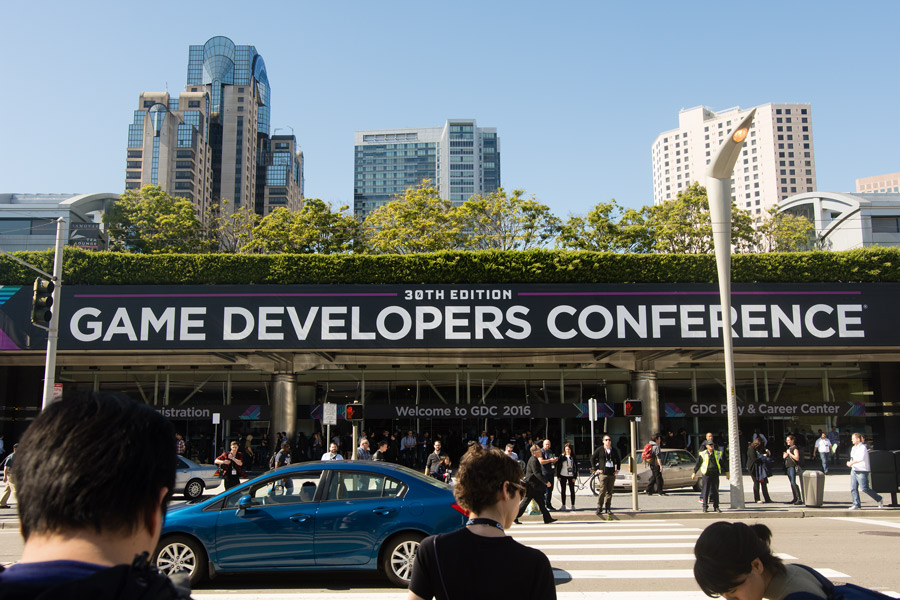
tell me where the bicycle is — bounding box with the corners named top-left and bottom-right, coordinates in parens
top-left (575, 469), bottom-right (606, 496)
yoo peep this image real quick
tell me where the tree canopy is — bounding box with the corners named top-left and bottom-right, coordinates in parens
top-left (106, 180), bottom-right (821, 256)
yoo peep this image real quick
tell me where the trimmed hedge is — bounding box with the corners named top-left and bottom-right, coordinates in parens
top-left (0, 247), bottom-right (898, 285)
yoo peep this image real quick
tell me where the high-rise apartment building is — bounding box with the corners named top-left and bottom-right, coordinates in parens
top-left (353, 119), bottom-right (500, 218)
top-left (856, 172), bottom-right (900, 194)
top-left (651, 104), bottom-right (816, 218)
top-left (125, 36), bottom-right (303, 217)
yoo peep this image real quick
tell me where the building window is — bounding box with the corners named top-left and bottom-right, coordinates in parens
top-left (188, 100), bottom-right (201, 108)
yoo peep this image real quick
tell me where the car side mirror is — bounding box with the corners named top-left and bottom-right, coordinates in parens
top-left (238, 495), bottom-right (254, 510)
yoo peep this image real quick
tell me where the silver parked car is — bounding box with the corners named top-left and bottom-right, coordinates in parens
top-left (614, 448), bottom-right (701, 491)
top-left (175, 456), bottom-right (221, 500)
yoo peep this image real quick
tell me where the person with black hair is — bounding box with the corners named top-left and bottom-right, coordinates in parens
top-left (515, 445), bottom-right (558, 524)
top-left (693, 521), bottom-right (893, 600)
top-left (408, 445), bottom-right (556, 600)
top-left (0, 393), bottom-right (191, 599)
top-left (645, 432), bottom-right (666, 495)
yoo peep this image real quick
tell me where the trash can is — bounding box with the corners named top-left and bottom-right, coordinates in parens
top-left (869, 450), bottom-right (899, 493)
top-left (801, 470), bottom-right (825, 507)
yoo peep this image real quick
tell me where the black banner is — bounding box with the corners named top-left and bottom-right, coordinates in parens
top-left (0, 283), bottom-right (890, 351)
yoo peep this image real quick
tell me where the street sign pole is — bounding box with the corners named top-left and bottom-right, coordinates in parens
top-left (588, 397), bottom-right (597, 457)
top-left (631, 417), bottom-right (640, 512)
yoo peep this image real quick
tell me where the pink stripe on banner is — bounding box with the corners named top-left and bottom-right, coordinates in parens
top-left (518, 291), bottom-right (861, 296)
top-left (74, 292), bottom-right (398, 299)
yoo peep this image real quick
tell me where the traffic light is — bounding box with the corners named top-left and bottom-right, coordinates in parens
top-left (31, 278), bottom-right (54, 325)
top-left (345, 403), bottom-right (365, 421)
top-left (622, 400), bottom-right (643, 417)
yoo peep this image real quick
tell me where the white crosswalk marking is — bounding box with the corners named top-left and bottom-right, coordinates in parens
top-left (186, 520), bottom-right (899, 599)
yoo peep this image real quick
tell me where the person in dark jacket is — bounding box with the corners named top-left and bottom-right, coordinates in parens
top-left (746, 439), bottom-right (773, 503)
top-left (0, 392), bottom-right (191, 599)
top-left (591, 434), bottom-right (621, 517)
top-left (515, 445), bottom-right (558, 524)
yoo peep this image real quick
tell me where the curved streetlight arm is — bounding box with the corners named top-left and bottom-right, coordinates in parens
top-left (705, 109), bottom-right (755, 510)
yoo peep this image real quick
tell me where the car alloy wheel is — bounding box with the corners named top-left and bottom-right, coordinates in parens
top-left (184, 479), bottom-right (204, 500)
top-left (154, 534), bottom-right (207, 586)
top-left (383, 532), bottom-right (423, 586)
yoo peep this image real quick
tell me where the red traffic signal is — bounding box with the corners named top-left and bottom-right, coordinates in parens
top-left (622, 400), bottom-right (643, 417)
top-left (345, 403), bottom-right (365, 421)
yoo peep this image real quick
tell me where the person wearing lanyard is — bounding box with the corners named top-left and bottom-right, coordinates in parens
top-left (555, 443), bottom-right (578, 511)
top-left (591, 435), bottom-right (621, 517)
top-left (407, 445), bottom-right (556, 600)
top-left (215, 440), bottom-right (245, 490)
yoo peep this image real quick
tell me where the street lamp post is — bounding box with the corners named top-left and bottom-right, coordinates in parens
top-left (706, 109), bottom-right (755, 510)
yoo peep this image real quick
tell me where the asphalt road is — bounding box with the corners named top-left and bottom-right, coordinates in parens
top-left (2, 514), bottom-right (899, 598)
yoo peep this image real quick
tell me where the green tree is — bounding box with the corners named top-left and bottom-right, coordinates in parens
top-left (205, 200), bottom-right (259, 253)
top-left (362, 181), bottom-right (460, 254)
top-left (104, 185), bottom-right (203, 253)
top-left (757, 206), bottom-right (817, 252)
top-left (244, 199), bottom-right (358, 254)
top-left (557, 200), bottom-right (623, 251)
top-left (649, 182), bottom-right (756, 254)
top-left (454, 188), bottom-right (560, 250)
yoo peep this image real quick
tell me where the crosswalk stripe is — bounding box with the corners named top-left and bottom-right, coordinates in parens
top-left (512, 527), bottom-right (701, 534)
top-left (552, 567), bottom-right (849, 580)
top-left (828, 517), bottom-right (900, 530)
top-left (515, 534), bottom-right (699, 542)
top-left (527, 542), bottom-right (697, 549)
top-left (190, 593), bottom-right (900, 600)
top-left (512, 523), bottom-right (690, 529)
top-left (542, 553), bottom-right (797, 562)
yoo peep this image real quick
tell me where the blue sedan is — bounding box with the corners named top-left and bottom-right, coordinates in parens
top-left (152, 460), bottom-right (468, 587)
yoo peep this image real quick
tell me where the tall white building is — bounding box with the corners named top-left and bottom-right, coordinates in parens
top-left (651, 104), bottom-right (817, 219)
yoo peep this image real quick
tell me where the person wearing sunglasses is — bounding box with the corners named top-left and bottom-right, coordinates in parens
top-left (408, 445), bottom-right (556, 600)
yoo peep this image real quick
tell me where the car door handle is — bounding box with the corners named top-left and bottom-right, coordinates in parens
top-left (290, 514), bottom-right (311, 523)
top-left (372, 507), bottom-right (397, 517)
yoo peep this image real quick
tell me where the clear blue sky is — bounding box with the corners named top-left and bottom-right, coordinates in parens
top-left (2, 1), bottom-right (897, 217)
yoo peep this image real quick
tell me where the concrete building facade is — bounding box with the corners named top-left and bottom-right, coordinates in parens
top-left (856, 171), bottom-right (900, 194)
top-left (778, 191), bottom-right (900, 251)
top-left (652, 104), bottom-right (817, 220)
top-left (353, 119), bottom-right (500, 218)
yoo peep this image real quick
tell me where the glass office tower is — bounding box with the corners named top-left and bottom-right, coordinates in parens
top-left (353, 119), bottom-right (500, 218)
top-left (126, 36), bottom-right (303, 216)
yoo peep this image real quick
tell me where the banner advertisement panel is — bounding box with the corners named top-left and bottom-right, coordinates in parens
top-left (0, 282), bottom-right (891, 351)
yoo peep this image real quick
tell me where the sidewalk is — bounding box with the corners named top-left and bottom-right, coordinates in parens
top-left (1, 473), bottom-right (896, 530)
top-left (523, 472), bottom-right (898, 521)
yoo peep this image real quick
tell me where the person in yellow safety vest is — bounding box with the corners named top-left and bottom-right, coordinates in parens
top-left (692, 440), bottom-right (722, 513)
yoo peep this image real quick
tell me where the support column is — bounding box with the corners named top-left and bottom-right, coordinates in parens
top-left (272, 373), bottom-right (297, 444)
top-left (632, 371), bottom-right (659, 445)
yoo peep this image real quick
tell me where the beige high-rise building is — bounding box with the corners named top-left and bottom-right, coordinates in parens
top-left (652, 103), bottom-right (817, 219)
top-left (856, 172), bottom-right (900, 194)
top-left (125, 36), bottom-right (303, 217)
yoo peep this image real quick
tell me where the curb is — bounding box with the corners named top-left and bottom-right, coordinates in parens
top-left (515, 506), bottom-right (896, 522)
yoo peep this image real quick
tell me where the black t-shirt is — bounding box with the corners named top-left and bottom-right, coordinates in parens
top-left (409, 527), bottom-right (556, 600)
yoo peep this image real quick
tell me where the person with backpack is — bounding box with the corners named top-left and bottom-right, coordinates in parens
top-left (643, 433), bottom-right (665, 495)
top-left (693, 521), bottom-right (893, 600)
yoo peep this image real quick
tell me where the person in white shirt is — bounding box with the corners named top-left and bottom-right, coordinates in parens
top-left (401, 430), bottom-right (417, 467)
top-left (813, 432), bottom-right (832, 474)
top-left (504, 444), bottom-right (519, 461)
top-left (321, 442), bottom-right (344, 461)
top-left (846, 433), bottom-right (883, 510)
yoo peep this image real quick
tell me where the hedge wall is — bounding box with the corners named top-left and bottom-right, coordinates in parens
top-left (1, 247), bottom-right (898, 285)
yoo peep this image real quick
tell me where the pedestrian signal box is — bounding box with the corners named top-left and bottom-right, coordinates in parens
top-left (621, 400), bottom-right (643, 417)
top-left (345, 403), bottom-right (365, 421)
